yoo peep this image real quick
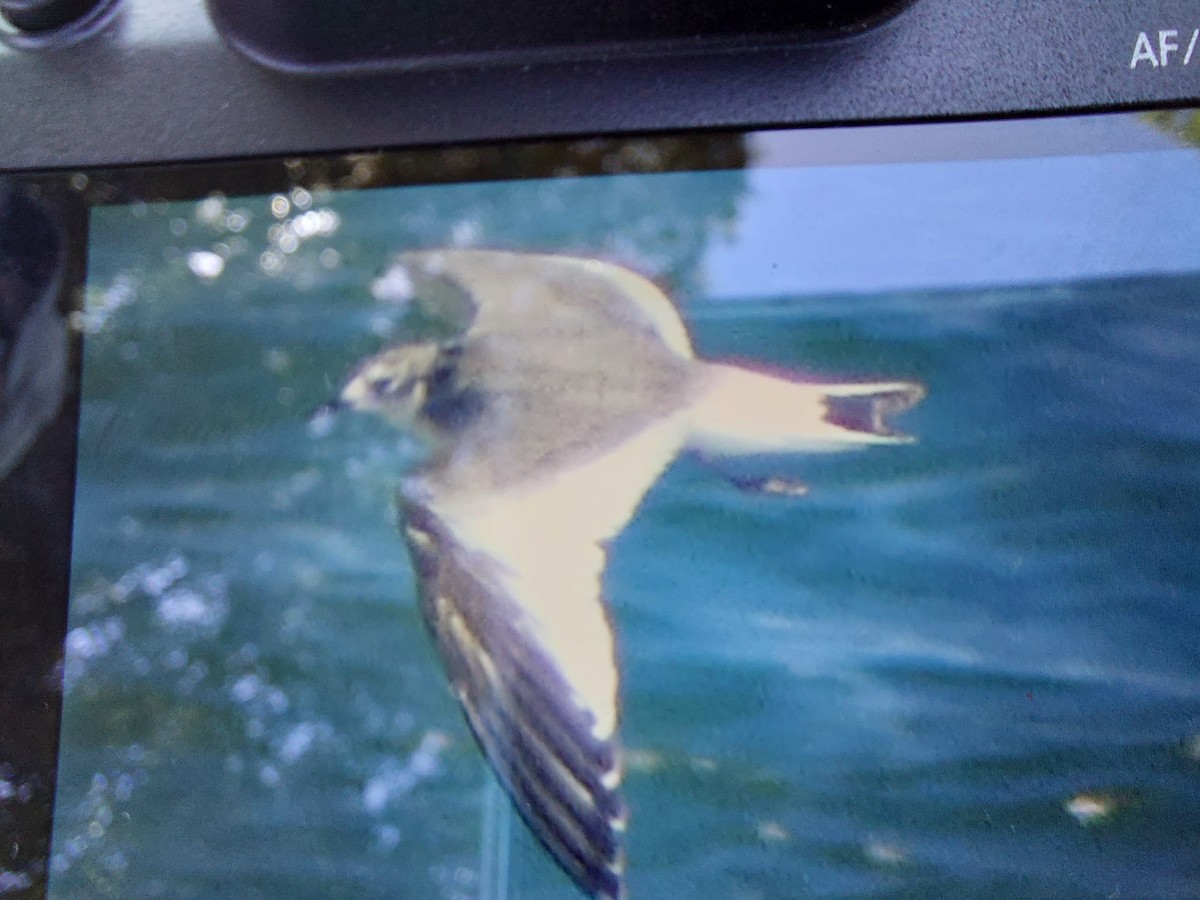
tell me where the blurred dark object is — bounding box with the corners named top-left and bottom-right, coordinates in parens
top-left (0, 179), bottom-right (78, 899)
top-left (208, 0), bottom-right (917, 74)
top-left (0, 181), bottom-right (66, 479)
top-left (0, 0), bottom-right (119, 50)
top-left (0, 0), bottom-right (104, 33)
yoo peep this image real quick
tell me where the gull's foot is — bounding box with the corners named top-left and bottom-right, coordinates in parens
top-left (729, 475), bottom-right (810, 497)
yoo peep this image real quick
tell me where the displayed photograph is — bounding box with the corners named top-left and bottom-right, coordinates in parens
top-left (48, 112), bottom-right (1200, 898)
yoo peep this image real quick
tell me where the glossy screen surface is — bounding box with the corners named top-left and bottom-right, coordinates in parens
top-left (41, 111), bottom-right (1200, 898)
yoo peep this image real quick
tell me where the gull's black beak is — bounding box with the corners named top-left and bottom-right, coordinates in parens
top-left (309, 397), bottom-right (345, 421)
top-left (307, 396), bottom-right (346, 437)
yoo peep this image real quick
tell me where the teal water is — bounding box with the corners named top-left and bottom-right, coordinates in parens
top-left (51, 170), bottom-right (1200, 899)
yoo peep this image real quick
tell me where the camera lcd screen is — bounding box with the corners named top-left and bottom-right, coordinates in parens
top-left (7, 109), bottom-right (1200, 898)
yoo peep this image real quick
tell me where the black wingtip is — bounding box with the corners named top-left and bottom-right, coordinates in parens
top-left (824, 382), bottom-right (925, 440)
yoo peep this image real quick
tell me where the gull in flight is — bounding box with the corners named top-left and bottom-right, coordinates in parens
top-left (329, 248), bottom-right (924, 898)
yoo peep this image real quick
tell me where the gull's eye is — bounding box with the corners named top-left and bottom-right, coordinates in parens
top-left (369, 376), bottom-right (399, 397)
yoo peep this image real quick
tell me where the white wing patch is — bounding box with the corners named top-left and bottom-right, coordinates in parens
top-left (431, 409), bottom-right (691, 740)
top-left (402, 411), bottom-right (689, 900)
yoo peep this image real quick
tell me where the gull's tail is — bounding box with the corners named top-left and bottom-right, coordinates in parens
top-left (686, 362), bottom-right (925, 456)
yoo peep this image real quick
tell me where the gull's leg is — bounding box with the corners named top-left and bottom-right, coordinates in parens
top-left (692, 453), bottom-right (810, 498)
top-left (728, 474), bottom-right (810, 497)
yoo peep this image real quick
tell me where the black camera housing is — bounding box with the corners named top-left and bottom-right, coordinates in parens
top-left (1, 1), bottom-right (1199, 173)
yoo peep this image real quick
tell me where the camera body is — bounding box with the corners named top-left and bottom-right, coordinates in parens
top-left (1, 0), bottom-right (1198, 172)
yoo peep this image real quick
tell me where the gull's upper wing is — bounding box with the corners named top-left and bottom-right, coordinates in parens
top-left (395, 248), bottom-right (695, 360)
top-left (400, 411), bottom-right (690, 900)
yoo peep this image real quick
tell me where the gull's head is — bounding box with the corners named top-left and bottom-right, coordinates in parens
top-left (333, 341), bottom-right (444, 426)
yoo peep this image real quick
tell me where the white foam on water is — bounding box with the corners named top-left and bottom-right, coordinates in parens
top-left (186, 250), bottom-right (225, 282)
top-left (156, 587), bottom-right (226, 632)
top-left (276, 723), bottom-right (318, 764)
top-left (0, 870), bottom-right (32, 893)
top-left (361, 731), bottom-right (450, 815)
